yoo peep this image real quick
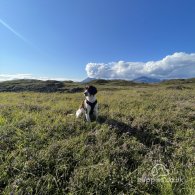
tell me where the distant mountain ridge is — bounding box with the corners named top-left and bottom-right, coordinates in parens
top-left (133, 76), bottom-right (161, 83)
top-left (82, 76), bottom-right (161, 83)
top-left (81, 77), bottom-right (96, 83)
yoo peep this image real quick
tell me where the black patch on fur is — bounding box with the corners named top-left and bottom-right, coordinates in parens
top-left (85, 85), bottom-right (97, 95)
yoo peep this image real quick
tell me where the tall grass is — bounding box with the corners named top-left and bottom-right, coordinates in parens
top-left (0, 86), bottom-right (194, 194)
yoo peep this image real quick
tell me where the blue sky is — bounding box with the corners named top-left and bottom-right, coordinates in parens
top-left (0, 0), bottom-right (195, 81)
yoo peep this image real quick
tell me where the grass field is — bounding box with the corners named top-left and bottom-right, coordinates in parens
top-left (0, 82), bottom-right (194, 194)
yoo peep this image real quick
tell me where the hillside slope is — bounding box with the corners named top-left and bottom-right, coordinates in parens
top-left (0, 79), bottom-right (84, 93)
top-left (1, 78), bottom-right (195, 92)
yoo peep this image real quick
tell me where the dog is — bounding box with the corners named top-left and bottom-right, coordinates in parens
top-left (76, 85), bottom-right (98, 122)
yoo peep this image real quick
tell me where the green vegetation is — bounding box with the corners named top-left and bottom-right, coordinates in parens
top-left (0, 80), bottom-right (194, 194)
top-left (0, 79), bottom-right (82, 93)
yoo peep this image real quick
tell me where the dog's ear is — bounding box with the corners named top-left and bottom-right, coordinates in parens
top-left (85, 85), bottom-right (89, 90)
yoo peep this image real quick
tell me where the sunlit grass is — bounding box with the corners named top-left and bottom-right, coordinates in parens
top-left (0, 86), bottom-right (194, 194)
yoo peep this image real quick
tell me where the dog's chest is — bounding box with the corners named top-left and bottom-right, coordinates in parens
top-left (84, 99), bottom-right (97, 113)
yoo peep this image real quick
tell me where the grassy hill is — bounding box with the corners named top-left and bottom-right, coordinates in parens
top-left (0, 80), bottom-right (194, 194)
top-left (162, 78), bottom-right (195, 85)
top-left (0, 79), bottom-right (148, 93)
top-left (0, 79), bottom-right (84, 93)
top-left (0, 79), bottom-right (65, 92)
top-left (1, 78), bottom-right (195, 92)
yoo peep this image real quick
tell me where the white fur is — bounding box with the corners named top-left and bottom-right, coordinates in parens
top-left (76, 108), bottom-right (85, 118)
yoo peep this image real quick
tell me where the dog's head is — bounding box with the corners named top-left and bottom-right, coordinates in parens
top-left (84, 85), bottom-right (97, 96)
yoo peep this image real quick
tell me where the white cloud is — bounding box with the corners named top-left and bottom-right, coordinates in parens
top-left (0, 74), bottom-right (78, 82)
top-left (0, 74), bottom-right (32, 82)
top-left (86, 52), bottom-right (195, 80)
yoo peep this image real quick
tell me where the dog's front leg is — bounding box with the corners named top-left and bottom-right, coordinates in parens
top-left (85, 111), bottom-right (91, 122)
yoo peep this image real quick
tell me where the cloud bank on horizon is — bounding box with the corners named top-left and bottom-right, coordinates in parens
top-left (0, 74), bottom-right (76, 82)
top-left (86, 52), bottom-right (195, 80)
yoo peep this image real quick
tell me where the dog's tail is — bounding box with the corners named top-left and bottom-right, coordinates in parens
top-left (76, 108), bottom-right (85, 118)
